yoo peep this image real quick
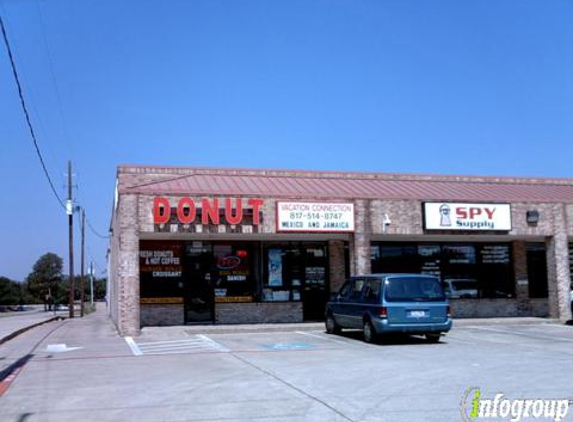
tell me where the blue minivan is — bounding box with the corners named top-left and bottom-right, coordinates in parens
top-left (325, 274), bottom-right (452, 343)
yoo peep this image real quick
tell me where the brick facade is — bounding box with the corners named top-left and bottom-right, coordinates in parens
top-left (328, 240), bottom-right (346, 293)
top-left (109, 166), bottom-right (573, 335)
top-left (141, 304), bottom-right (184, 327)
top-left (216, 302), bottom-right (303, 324)
top-left (114, 194), bottom-right (140, 336)
top-left (547, 205), bottom-right (572, 321)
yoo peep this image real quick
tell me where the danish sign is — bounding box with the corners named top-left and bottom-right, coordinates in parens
top-left (423, 202), bottom-right (511, 231)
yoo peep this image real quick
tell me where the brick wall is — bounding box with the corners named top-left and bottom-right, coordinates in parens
top-left (547, 204), bottom-right (572, 321)
top-left (215, 302), bottom-right (303, 324)
top-left (141, 304), bottom-right (184, 326)
top-left (115, 194), bottom-right (140, 336)
top-left (451, 299), bottom-right (549, 318)
top-left (370, 200), bottom-right (424, 235)
top-left (109, 206), bottom-right (120, 328)
top-left (353, 199), bottom-right (371, 275)
top-left (329, 240), bottom-right (346, 292)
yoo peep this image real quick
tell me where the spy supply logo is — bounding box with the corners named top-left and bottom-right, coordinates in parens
top-left (461, 387), bottom-right (571, 422)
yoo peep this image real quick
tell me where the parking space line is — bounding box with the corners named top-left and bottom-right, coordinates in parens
top-left (473, 326), bottom-right (573, 342)
top-left (139, 343), bottom-right (208, 351)
top-left (540, 323), bottom-right (573, 330)
top-left (124, 336), bottom-right (143, 356)
top-left (197, 334), bottom-right (230, 352)
top-left (295, 331), bottom-right (354, 346)
top-left (137, 338), bottom-right (207, 346)
top-left (125, 335), bottom-right (230, 356)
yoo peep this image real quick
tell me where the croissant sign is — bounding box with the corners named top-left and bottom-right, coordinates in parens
top-left (153, 197), bottom-right (264, 225)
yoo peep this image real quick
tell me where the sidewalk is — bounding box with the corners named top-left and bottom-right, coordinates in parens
top-left (141, 316), bottom-right (564, 339)
top-left (0, 309), bottom-right (66, 345)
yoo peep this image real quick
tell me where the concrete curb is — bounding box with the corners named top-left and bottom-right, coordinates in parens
top-left (0, 316), bottom-right (65, 346)
top-left (140, 317), bottom-right (567, 336)
top-left (452, 317), bottom-right (562, 327)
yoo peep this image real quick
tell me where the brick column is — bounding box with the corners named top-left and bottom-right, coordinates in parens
top-left (118, 194), bottom-right (140, 336)
top-left (328, 240), bottom-right (346, 293)
top-left (546, 205), bottom-right (571, 321)
top-left (352, 199), bottom-right (371, 276)
top-left (348, 240), bottom-right (356, 275)
top-left (512, 241), bottom-right (530, 316)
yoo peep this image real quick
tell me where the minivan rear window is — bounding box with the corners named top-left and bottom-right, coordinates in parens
top-left (385, 277), bottom-right (445, 302)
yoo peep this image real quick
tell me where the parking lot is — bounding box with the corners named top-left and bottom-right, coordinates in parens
top-left (1, 310), bottom-right (573, 422)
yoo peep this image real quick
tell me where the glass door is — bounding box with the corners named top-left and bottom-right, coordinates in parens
top-left (302, 246), bottom-right (329, 321)
top-left (183, 244), bottom-right (214, 324)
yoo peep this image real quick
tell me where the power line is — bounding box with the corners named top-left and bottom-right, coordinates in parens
top-left (74, 171), bottom-right (110, 240)
top-left (73, 206), bottom-right (107, 280)
top-left (0, 13), bottom-right (66, 210)
top-left (86, 216), bottom-right (110, 239)
top-left (35, 0), bottom-right (73, 149)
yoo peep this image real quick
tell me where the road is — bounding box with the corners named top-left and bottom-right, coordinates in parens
top-left (0, 306), bottom-right (68, 344)
top-left (1, 307), bottom-right (572, 422)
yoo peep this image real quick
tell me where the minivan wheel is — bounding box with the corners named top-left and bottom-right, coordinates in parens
top-left (426, 333), bottom-right (441, 343)
top-left (325, 314), bottom-right (341, 334)
top-left (363, 320), bottom-right (377, 343)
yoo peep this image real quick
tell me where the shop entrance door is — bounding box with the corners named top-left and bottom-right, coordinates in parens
top-left (264, 243), bottom-right (330, 321)
top-left (183, 277), bottom-right (213, 324)
top-left (184, 247), bottom-right (214, 324)
top-left (302, 247), bottom-right (329, 321)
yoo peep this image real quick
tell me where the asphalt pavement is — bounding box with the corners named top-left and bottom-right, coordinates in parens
top-left (0, 306), bottom-right (67, 345)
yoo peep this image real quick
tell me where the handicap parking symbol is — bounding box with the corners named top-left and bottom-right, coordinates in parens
top-left (261, 342), bottom-right (315, 351)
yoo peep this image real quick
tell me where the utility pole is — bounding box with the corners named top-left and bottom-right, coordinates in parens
top-left (80, 208), bottom-right (85, 317)
top-left (90, 261), bottom-right (94, 306)
top-left (67, 160), bottom-right (75, 318)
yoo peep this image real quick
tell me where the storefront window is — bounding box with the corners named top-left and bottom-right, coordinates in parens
top-left (209, 243), bottom-right (255, 302)
top-left (477, 244), bottom-right (513, 298)
top-left (418, 245), bottom-right (441, 277)
top-left (264, 247), bottom-right (298, 301)
top-left (139, 240), bottom-right (184, 303)
top-left (371, 242), bottom-right (514, 299)
top-left (262, 243), bottom-right (328, 307)
top-left (441, 244), bottom-right (478, 299)
top-left (371, 244), bottom-right (417, 273)
top-left (527, 243), bottom-right (548, 298)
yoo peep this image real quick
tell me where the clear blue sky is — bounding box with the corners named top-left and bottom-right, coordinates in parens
top-left (1, 0), bottom-right (572, 281)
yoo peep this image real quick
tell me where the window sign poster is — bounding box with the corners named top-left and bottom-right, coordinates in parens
top-left (418, 244), bottom-right (441, 277)
top-left (268, 249), bottom-right (283, 286)
top-left (139, 242), bottom-right (183, 278)
top-left (305, 267), bottom-right (326, 285)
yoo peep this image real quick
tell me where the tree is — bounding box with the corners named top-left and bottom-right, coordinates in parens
top-left (0, 276), bottom-right (21, 306)
top-left (75, 276), bottom-right (106, 302)
top-left (25, 253), bottom-right (63, 303)
top-left (93, 277), bottom-right (107, 301)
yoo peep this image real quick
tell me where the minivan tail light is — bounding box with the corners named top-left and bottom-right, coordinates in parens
top-left (447, 305), bottom-right (452, 318)
top-left (379, 306), bottom-right (388, 318)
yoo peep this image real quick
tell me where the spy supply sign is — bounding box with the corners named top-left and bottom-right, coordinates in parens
top-left (424, 202), bottom-right (511, 231)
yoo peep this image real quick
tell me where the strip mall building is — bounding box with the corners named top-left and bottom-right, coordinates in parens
top-left (109, 165), bottom-right (573, 336)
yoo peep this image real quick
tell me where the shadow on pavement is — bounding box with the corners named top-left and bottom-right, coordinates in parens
top-left (329, 330), bottom-right (446, 346)
top-left (0, 354), bottom-right (34, 382)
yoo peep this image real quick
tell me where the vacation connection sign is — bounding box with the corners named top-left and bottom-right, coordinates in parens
top-left (277, 202), bottom-right (355, 232)
top-left (424, 202), bottom-right (512, 231)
